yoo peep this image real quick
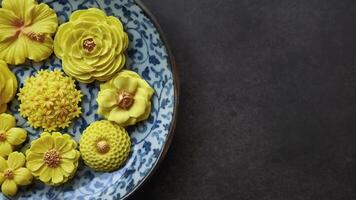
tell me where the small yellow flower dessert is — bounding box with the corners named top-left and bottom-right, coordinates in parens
top-left (18, 70), bottom-right (82, 131)
top-left (97, 70), bottom-right (154, 127)
top-left (0, 114), bottom-right (27, 157)
top-left (0, 60), bottom-right (17, 113)
top-left (79, 120), bottom-right (131, 172)
top-left (26, 132), bottom-right (80, 186)
top-left (0, 0), bottom-right (58, 65)
top-left (54, 8), bottom-right (129, 83)
top-left (0, 152), bottom-right (33, 197)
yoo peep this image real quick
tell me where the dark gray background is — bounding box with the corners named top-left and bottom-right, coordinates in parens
top-left (130, 0), bottom-right (356, 199)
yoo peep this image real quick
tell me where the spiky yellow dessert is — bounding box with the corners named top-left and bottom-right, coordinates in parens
top-left (0, 60), bottom-right (17, 113)
top-left (26, 132), bottom-right (80, 186)
top-left (0, 0), bottom-right (58, 65)
top-left (54, 8), bottom-right (129, 83)
top-left (97, 70), bottom-right (154, 127)
top-left (79, 120), bottom-right (131, 172)
top-left (18, 70), bottom-right (82, 131)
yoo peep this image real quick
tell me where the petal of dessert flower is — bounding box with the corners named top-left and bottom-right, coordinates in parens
top-left (54, 135), bottom-right (68, 152)
top-left (0, 113), bottom-right (15, 131)
top-left (40, 135), bottom-right (54, 149)
top-left (53, 23), bottom-right (71, 58)
top-left (25, 158), bottom-right (43, 172)
top-left (0, 9), bottom-right (19, 42)
top-left (38, 167), bottom-right (51, 183)
top-left (1, 0), bottom-right (36, 25)
top-left (96, 89), bottom-right (118, 108)
top-left (69, 8), bottom-right (107, 22)
top-left (60, 160), bottom-right (74, 174)
top-left (0, 35), bottom-right (27, 65)
top-left (129, 97), bottom-right (148, 118)
top-left (0, 142), bottom-right (12, 157)
top-left (28, 140), bottom-right (47, 154)
top-left (5, 128), bottom-right (27, 146)
top-left (1, 179), bottom-right (17, 196)
top-left (25, 3), bottom-right (58, 33)
top-left (51, 167), bottom-right (63, 184)
top-left (108, 107), bottom-right (130, 124)
top-left (13, 168), bottom-right (32, 186)
top-left (0, 156), bottom-right (8, 172)
top-left (61, 150), bottom-right (77, 160)
top-left (23, 34), bottom-right (54, 62)
top-left (7, 151), bottom-right (25, 170)
top-left (113, 76), bottom-right (138, 94)
top-left (0, 0), bottom-right (58, 65)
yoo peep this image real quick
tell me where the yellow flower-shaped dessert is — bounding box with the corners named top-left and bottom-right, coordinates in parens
top-left (97, 70), bottom-right (154, 127)
top-left (54, 8), bottom-right (129, 83)
top-left (0, 0), bottom-right (58, 65)
top-left (18, 70), bottom-right (82, 131)
top-left (79, 120), bottom-right (131, 172)
top-left (0, 60), bottom-right (17, 113)
top-left (0, 152), bottom-right (33, 197)
top-left (0, 114), bottom-right (27, 157)
top-left (26, 132), bottom-right (80, 186)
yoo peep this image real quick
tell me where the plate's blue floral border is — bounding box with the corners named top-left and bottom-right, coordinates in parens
top-left (1, 0), bottom-right (175, 199)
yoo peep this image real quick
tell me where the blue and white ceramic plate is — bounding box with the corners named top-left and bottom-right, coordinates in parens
top-left (3, 0), bottom-right (178, 199)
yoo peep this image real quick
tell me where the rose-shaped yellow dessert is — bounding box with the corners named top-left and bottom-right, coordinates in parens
top-left (0, 0), bottom-right (58, 65)
top-left (0, 114), bottom-right (27, 157)
top-left (18, 70), bottom-right (82, 131)
top-left (54, 8), bottom-right (129, 83)
top-left (26, 132), bottom-right (80, 186)
top-left (0, 60), bottom-right (17, 113)
top-left (79, 120), bottom-right (131, 172)
top-left (97, 70), bottom-right (154, 127)
top-left (0, 152), bottom-right (33, 196)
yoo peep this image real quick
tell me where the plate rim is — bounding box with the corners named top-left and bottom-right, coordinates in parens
top-left (122, 0), bottom-right (180, 199)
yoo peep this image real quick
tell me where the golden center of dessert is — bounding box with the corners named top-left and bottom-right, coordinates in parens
top-left (3, 169), bottom-right (14, 180)
top-left (117, 91), bottom-right (135, 110)
top-left (0, 131), bottom-right (6, 141)
top-left (43, 149), bottom-right (61, 168)
top-left (96, 140), bottom-right (110, 154)
top-left (26, 31), bottom-right (45, 42)
top-left (83, 38), bottom-right (96, 53)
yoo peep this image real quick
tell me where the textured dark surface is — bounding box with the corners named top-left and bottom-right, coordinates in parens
top-left (130, 0), bottom-right (356, 199)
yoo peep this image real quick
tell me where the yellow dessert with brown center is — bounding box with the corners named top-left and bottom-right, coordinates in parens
top-left (79, 120), bottom-right (131, 172)
top-left (54, 8), bottom-right (129, 83)
top-left (26, 132), bottom-right (80, 186)
top-left (97, 70), bottom-right (154, 127)
top-left (0, 0), bottom-right (58, 65)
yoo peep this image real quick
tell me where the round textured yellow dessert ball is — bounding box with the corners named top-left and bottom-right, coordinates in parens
top-left (18, 70), bottom-right (82, 131)
top-left (79, 120), bottom-right (131, 172)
